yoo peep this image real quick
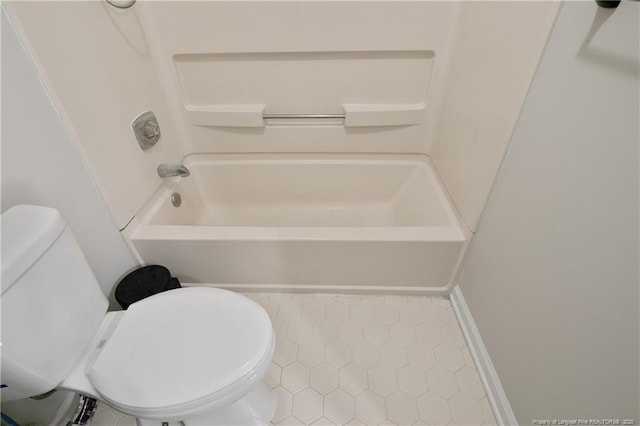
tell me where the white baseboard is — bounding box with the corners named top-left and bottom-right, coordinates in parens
top-left (449, 285), bottom-right (518, 426)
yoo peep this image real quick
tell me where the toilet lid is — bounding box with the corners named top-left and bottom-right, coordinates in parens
top-left (88, 287), bottom-right (273, 410)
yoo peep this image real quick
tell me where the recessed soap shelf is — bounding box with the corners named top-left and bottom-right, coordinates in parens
top-left (185, 103), bottom-right (427, 128)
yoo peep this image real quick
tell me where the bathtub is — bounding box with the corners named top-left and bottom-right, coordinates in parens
top-left (124, 154), bottom-right (468, 294)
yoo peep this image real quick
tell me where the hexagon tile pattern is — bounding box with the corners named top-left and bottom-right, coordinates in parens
top-left (91, 294), bottom-right (497, 426)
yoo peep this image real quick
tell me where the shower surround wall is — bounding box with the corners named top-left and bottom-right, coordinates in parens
top-left (4, 1), bottom-right (559, 293)
top-left (133, 1), bottom-right (458, 155)
top-left (2, 1), bottom-right (184, 227)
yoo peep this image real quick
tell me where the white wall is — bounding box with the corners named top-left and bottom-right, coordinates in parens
top-left (1, 9), bottom-right (138, 305)
top-left (458, 1), bottom-right (639, 423)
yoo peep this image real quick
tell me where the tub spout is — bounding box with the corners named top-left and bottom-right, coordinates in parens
top-left (157, 163), bottom-right (190, 178)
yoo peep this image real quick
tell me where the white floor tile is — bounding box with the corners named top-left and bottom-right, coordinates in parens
top-left (277, 415), bottom-right (304, 425)
top-left (415, 323), bottom-right (446, 348)
top-left (314, 295), bottom-right (339, 306)
top-left (281, 362), bottom-right (311, 394)
top-left (368, 364), bottom-right (399, 397)
top-left (279, 300), bottom-right (303, 322)
top-left (406, 340), bottom-right (438, 371)
top-left (386, 390), bottom-right (419, 425)
top-left (310, 416), bottom-right (334, 425)
top-left (416, 391), bottom-right (452, 425)
top-left (350, 302), bottom-right (375, 325)
top-left (434, 343), bottom-right (466, 372)
top-left (323, 389), bottom-right (355, 424)
top-left (272, 386), bottom-right (294, 423)
top-left (448, 392), bottom-right (486, 425)
top-left (355, 390), bottom-right (387, 425)
top-left (351, 340), bottom-right (380, 369)
top-left (397, 364), bottom-right (429, 397)
top-left (89, 293), bottom-right (498, 426)
top-left (325, 340), bottom-right (352, 369)
top-left (389, 321), bottom-right (417, 347)
top-left (298, 340), bottom-right (326, 368)
top-left (339, 295), bottom-right (361, 306)
top-left (441, 322), bottom-right (467, 349)
top-left (363, 322), bottom-right (391, 345)
top-left (90, 407), bottom-right (121, 426)
top-left (398, 303), bottom-right (428, 325)
top-left (313, 320), bottom-right (339, 344)
top-left (115, 415), bottom-right (137, 426)
top-left (310, 362), bottom-right (340, 395)
top-left (301, 301), bottom-right (326, 323)
top-left (292, 388), bottom-right (324, 424)
top-left (266, 362), bottom-right (283, 389)
top-left (479, 396), bottom-right (498, 425)
top-left (273, 338), bottom-right (299, 367)
top-left (288, 321), bottom-right (315, 344)
top-left (456, 366), bottom-right (487, 400)
top-left (273, 317), bottom-right (289, 341)
top-left (338, 321), bottom-right (364, 344)
top-left (374, 303), bottom-right (400, 325)
top-left (338, 363), bottom-right (368, 396)
top-left (326, 302), bottom-right (351, 324)
top-left (379, 341), bottom-right (409, 369)
top-left (426, 366), bottom-right (458, 399)
top-left (462, 346), bottom-right (476, 368)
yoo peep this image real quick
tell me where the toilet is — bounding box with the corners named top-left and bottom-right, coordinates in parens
top-left (0, 205), bottom-right (276, 426)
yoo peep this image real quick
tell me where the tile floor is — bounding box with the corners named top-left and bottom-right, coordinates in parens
top-left (90, 293), bottom-right (496, 426)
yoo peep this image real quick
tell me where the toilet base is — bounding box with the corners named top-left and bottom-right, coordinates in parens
top-left (135, 382), bottom-right (276, 426)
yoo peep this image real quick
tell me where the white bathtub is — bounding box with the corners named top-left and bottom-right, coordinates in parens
top-left (124, 154), bottom-right (467, 294)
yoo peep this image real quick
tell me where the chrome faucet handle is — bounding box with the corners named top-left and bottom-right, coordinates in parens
top-left (132, 111), bottom-right (161, 151)
top-left (142, 121), bottom-right (160, 139)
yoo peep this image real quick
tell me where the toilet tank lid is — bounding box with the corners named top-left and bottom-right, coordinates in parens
top-left (1, 205), bottom-right (66, 294)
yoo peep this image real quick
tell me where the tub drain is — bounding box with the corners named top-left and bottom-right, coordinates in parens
top-left (171, 192), bottom-right (182, 207)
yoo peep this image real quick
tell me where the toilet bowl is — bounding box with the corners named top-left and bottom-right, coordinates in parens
top-left (0, 205), bottom-right (276, 425)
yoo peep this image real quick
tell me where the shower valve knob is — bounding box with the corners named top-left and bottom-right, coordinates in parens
top-left (142, 122), bottom-right (160, 139)
top-left (132, 111), bottom-right (161, 151)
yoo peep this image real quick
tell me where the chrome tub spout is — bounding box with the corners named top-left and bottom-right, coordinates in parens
top-left (157, 163), bottom-right (190, 178)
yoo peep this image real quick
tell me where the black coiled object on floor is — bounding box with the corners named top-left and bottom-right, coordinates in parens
top-left (115, 265), bottom-right (181, 310)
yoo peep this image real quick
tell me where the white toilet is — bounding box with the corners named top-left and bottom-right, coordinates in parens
top-left (0, 205), bottom-right (277, 426)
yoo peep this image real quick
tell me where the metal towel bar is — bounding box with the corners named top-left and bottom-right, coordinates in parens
top-left (263, 113), bottom-right (345, 120)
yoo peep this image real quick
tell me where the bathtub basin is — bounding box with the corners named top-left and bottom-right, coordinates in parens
top-left (125, 154), bottom-right (467, 293)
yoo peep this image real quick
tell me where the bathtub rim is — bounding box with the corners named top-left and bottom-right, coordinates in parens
top-left (129, 223), bottom-right (465, 242)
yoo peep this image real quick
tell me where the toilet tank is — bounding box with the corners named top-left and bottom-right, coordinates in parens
top-left (1, 205), bottom-right (109, 402)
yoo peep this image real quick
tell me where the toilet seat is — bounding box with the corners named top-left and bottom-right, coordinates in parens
top-left (87, 287), bottom-right (274, 420)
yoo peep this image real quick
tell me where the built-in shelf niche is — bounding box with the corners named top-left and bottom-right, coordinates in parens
top-left (175, 50), bottom-right (433, 128)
